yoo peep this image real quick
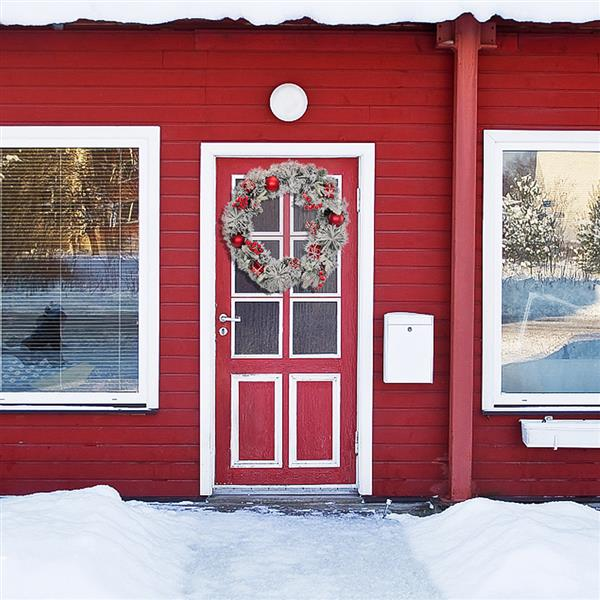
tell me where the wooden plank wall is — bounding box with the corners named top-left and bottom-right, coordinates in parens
top-left (0, 28), bottom-right (453, 498)
top-left (474, 30), bottom-right (600, 498)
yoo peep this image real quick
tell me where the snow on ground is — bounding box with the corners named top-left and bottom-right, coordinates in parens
top-left (1, 486), bottom-right (599, 600)
top-left (390, 497), bottom-right (600, 600)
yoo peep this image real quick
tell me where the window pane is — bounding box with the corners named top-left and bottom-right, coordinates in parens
top-left (253, 197), bottom-right (280, 232)
top-left (501, 150), bottom-right (600, 394)
top-left (0, 147), bottom-right (139, 393)
top-left (292, 240), bottom-right (338, 294)
top-left (292, 301), bottom-right (338, 355)
top-left (234, 301), bottom-right (280, 356)
top-left (233, 177), bottom-right (279, 232)
top-left (234, 240), bottom-right (280, 294)
top-left (293, 202), bottom-right (314, 234)
top-left (292, 179), bottom-right (339, 233)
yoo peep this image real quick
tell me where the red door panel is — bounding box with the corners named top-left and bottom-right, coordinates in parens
top-left (215, 157), bottom-right (358, 485)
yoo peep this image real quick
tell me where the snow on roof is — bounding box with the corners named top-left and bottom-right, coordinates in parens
top-left (0, 0), bottom-right (598, 27)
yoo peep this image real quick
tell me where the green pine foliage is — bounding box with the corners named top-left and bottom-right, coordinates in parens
top-left (502, 174), bottom-right (564, 275)
top-left (576, 187), bottom-right (600, 276)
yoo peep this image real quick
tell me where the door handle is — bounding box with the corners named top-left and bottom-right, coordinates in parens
top-left (219, 313), bottom-right (241, 323)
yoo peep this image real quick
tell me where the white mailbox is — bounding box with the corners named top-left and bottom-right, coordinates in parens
top-left (383, 312), bottom-right (434, 383)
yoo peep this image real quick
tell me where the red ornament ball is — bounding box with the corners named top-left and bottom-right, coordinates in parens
top-left (328, 213), bottom-right (345, 226)
top-left (265, 175), bottom-right (280, 192)
top-left (231, 234), bottom-right (245, 248)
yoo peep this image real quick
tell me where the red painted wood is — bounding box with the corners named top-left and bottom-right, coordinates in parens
top-left (0, 25), bottom-right (454, 498)
top-left (214, 157), bottom-right (358, 485)
top-left (443, 15), bottom-right (486, 501)
top-left (296, 381), bottom-right (334, 461)
top-left (238, 381), bottom-right (276, 461)
top-left (473, 29), bottom-right (600, 499)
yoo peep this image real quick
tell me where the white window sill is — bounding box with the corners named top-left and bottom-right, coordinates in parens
top-left (520, 418), bottom-right (600, 449)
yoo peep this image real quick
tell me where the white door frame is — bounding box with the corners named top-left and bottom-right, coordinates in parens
top-left (199, 143), bottom-right (375, 496)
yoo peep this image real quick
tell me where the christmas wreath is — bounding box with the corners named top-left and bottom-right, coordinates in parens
top-left (222, 161), bottom-right (348, 294)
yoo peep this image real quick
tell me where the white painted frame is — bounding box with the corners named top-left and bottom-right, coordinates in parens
top-left (288, 373), bottom-right (340, 468)
top-left (483, 130), bottom-right (600, 413)
top-left (0, 126), bottom-right (160, 411)
top-left (230, 373), bottom-right (283, 468)
top-left (200, 142), bottom-right (375, 496)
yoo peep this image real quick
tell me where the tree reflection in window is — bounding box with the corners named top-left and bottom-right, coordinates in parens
top-left (0, 147), bottom-right (139, 392)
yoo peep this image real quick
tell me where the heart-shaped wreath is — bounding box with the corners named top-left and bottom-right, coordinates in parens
top-left (222, 161), bottom-right (348, 294)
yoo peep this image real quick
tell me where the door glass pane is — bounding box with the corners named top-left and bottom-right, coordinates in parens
top-left (292, 240), bottom-right (338, 294)
top-left (501, 149), bottom-right (600, 393)
top-left (234, 240), bottom-right (280, 294)
top-left (292, 301), bottom-right (338, 355)
top-left (234, 301), bottom-right (280, 356)
top-left (252, 196), bottom-right (280, 233)
top-left (293, 178), bottom-right (339, 233)
top-left (232, 177), bottom-right (279, 233)
top-left (293, 202), bottom-right (314, 234)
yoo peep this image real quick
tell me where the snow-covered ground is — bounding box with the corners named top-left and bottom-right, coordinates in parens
top-left (1, 486), bottom-right (598, 600)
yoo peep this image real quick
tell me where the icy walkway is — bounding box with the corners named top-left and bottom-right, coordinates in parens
top-left (180, 508), bottom-right (441, 600)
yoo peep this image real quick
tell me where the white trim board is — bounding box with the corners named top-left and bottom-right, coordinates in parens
top-left (482, 130), bottom-right (600, 413)
top-left (212, 484), bottom-right (358, 496)
top-left (199, 142), bottom-right (375, 496)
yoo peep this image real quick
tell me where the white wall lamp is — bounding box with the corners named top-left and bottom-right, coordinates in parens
top-left (269, 83), bottom-right (308, 122)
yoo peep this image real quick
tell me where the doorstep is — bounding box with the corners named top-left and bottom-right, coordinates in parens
top-left (154, 493), bottom-right (441, 517)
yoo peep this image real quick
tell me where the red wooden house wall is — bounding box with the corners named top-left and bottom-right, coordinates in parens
top-left (473, 29), bottom-right (600, 498)
top-left (0, 23), bottom-right (597, 499)
top-left (0, 27), bottom-right (453, 498)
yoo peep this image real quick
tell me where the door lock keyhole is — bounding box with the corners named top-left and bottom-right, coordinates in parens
top-left (218, 327), bottom-right (228, 336)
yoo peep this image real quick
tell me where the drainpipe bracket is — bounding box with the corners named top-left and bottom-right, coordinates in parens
top-left (436, 20), bottom-right (497, 50)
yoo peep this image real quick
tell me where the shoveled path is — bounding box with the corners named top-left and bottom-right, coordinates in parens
top-left (155, 497), bottom-right (443, 600)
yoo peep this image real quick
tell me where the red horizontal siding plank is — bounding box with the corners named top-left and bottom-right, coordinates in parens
top-left (194, 31), bottom-right (437, 53)
top-left (0, 427), bottom-right (198, 445)
top-left (0, 31), bottom-right (195, 52)
top-left (0, 461), bottom-right (198, 480)
top-left (0, 479), bottom-right (200, 497)
top-left (0, 444), bottom-right (198, 462)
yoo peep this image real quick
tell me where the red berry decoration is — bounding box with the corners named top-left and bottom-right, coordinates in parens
top-left (231, 234), bottom-right (245, 248)
top-left (233, 195), bottom-right (249, 210)
top-left (328, 213), bottom-right (345, 226)
top-left (265, 175), bottom-right (280, 192)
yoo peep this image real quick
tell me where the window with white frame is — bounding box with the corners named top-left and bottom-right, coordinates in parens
top-left (483, 130), bottom-right (600, 412)
top-left (0, 127), bottom-right (159, 410)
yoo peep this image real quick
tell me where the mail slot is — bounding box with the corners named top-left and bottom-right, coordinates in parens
top-left (383, 312), bottom-right (434, 384)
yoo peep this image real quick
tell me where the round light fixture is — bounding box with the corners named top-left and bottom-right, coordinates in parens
top-left (269, 83), bottom-right (308, 122)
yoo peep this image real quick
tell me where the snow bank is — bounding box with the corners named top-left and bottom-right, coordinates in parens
top-left (390, 497), bottom-right (600, 600)
top-left (0, 486), bottom-right (195, 600)
top-left (0, 0), bottom-right (598, 27)
top-left (2, 487), bottom-right (598, 600)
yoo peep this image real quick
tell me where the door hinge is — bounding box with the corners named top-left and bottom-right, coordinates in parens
top-left (356, 187), bottom-right (361, 213)
top-left (354, 431), bottom-right (359, 455)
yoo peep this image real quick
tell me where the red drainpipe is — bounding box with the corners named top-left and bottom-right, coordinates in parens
top-left (437, 15), bottom-right (496, 501)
